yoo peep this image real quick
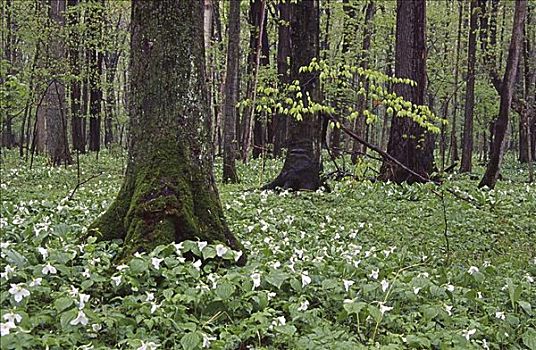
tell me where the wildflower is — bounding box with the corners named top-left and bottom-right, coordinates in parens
top-left (150, 301), bottom-right (161, 314)
top-left (78, 293), bottom-right (90, 309)
top-left (116, 264), bottom-right (128, 271)
top-left (445, 284), bottom-right (455, 292)
top-left (343, 279), bottom-right (354, 292)
top-left (468, 266), bottom-right (479, 275)
top-left (234, 250), bottom-right (243, 262)
top-left (380, 279), bottom-right (390, 293)
top-left (42, 263), bottom-right (57, 275)
top-left (379, 303), bottom-right (393, 315)
top-left (111, 275), bottom-right (122, 287)
top-left (1, 322), bottom-right (16, 336)
top-left (301, 271), bottom-right (311, 287)
top-left (70, 310), bottom-right (89, 326)
top-left (2, 265), bottom-right (15, 280)
top-left (343, 298), bottom-right (354, 304)
top-left (193, 260), bottom-right (202, 270)
top-left (38, 247), bottom-right (48, 259)
top-left (202, 334), bottom-right (216, 348)
top-left (173, 242), bottom-right (184, 253)
top-left (267, 292), bottom-right (276, 300)
top-left (8, 283), bottom-right (30, 303)
top-left (29, 277), bottom-right (42, 287)
top-left (369, 268), bottom-right (379, 280)
top-left (151, 257), bottom-right (164, 270)
top-left (92, 323), bottom-right (102, 332)
top-left (69, 285), bottom-right (80, 296)
top-left (413, 287), bottom-right (421, 295)
top-left (525, 274), bottom-right (534, 283)
top-left (3, 313), bottom-right (22, 324)
top-left (463, 328), bottom-right (476, 341)
top-left (137, 340), bottom-right (160, 350)
top-left (251, 273), bottom-right (261, 289)
top-left (272, 261), bottom-right (281, 269)
top-left (197, 241), bottom-right (208, 251)
top-left (145, 292), bottom-right (155, 302)
top-left (444, 305), bottom-right (453, 316)
top-left (215, 244), bottom-right (228, 257)
top-left (298, 300), bottom-right (309, 311)
top-left (82, 268), bottom-right (91, 278)
top-left (495, 311), bottom-right (505, 320)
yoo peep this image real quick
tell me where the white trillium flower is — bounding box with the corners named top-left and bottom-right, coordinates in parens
top-left (445, 305), bottom-right (453, 316)
top-left (1, 322), bottom-right (16, 336)
top-left (193, 260), bottom-right (202, 270)
top-left (137, 340), bottom-right (160, 350)
top-left (267, 292), bottom-right (276, 300)
top-left (116, 264), bottom-right (129, 271)
top-left (467, 266), bottom-right (479, 275)
top-left (42, 263), bottom-right (57, 275)
top-left (482, 339), bottom-right (490, 350)
top-left (234, 250), bottom-right (243, 262)
top-left (369, 268), bottom-right (379, 280)
top-left (8, 283), bottom-right (30, 303)
top-left (29, 277), bottom-right (43, 287)
top-left (92, 323), bottom-right (102, 332)
top-left (343, 279), bottom-right (354, 292)
top-left (146, 292), bottom-right (155, 302)
top-left (413, 287), bottom-right (421, 295)
top-left (251, 273), bottom-right (261, 289)
top-left (78, 293), bottom-right (90, 309)
top-left (197, 241), bottom-right (208, 251)
top-left (445, 284), bottom-right (455, 292)
top-left (272, 261), bottom-right (281, 269)
top-left (70, 310), bottom-right (89, 326)
top-left (202, 334), bottom-right (216, 348)
top-left (151, 257), bottom-right (164, 270)
top-left (82, 268), bottom-right (91, 278)
top-left (379, 303), bottom-right (393, 315)
top-left (297, 300), bottom-right (309, 311)
top-left (380, 279), bottom-right (390, 293)
top-left (111, 275), bottom-right (122, 287)
top-left (150, 301), bottom-right (161, 314)
top-left (38, 247), bottom-right (48, 259)
top-left (463, 328), bottom-right (476, 340)
top-left (525, 274), bottom-right (534, 283)
top-left (301, 271), bottom-right (311, 287)
top-left (343, 298), bottom-right (354, 304)
top-left (495, 311), bottom-right (505, 320)
top-left (215, 244), bottom-right (228, 257)
top-left (173, 242), bottom-right (184, 254)
top-left (3, 313), bottom-right (22, 324)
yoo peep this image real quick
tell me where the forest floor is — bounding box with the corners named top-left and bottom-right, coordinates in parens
top-left (0, 149), bottom-right (535, 349)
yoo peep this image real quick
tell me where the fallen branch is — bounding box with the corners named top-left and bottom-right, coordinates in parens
top-left (68, 172), bottom-right (103, 200)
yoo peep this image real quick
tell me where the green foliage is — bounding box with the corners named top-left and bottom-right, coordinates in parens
top-left (1, 150), bottom-right (534, 349)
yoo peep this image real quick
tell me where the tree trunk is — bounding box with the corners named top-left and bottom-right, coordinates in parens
top-left (88, 0), bottom-right (103, 152)
top-left (39, 0), bottom-right (72, 166)
top-left (272, 0), bottom-right (291, 158)
top-left (460, 0), bottom-right (478, 173)
top-left (450, 0), bottom-right (463, 165)
top-left (379, 0), bottom-right (433, 184)
top-left (479, 0), bottom-right (527, 188)
top-left (222, 0), bottom-right (240, 183)
top-left (67, 0), bottom-right (85, 153)
top-left (252, 5), bottom-right (269, 159)
top-left (88, 0), bottom-right (244, 261)
top-left (263, 0), bottom-right (322, 191)
top-left (351, 0), bottom-right (376, 164)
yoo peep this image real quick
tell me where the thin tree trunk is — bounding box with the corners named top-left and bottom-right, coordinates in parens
top-left (479, 0), bottom-right (527, 188)
top-left (460, 0), bottom-right (478, 173)
top-left (252, 6), bottom-right (269, 159)
top-left (222, 0), bottom-right (240, 183)
top-left (450, 0), bottom-right (463, 165)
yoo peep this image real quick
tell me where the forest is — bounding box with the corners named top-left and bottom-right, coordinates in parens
top-left (0, 0), bottom-right (535, 349)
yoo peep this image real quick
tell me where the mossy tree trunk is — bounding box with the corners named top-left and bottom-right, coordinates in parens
top-left (89, 0), bottom-right (244, 261)
top-left (263, 0), bottom-right (322, 191)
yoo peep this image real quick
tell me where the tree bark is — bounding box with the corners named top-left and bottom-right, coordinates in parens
top-left (88, 0), bottom-right (104, 152)
top-left (263, 0), bottom-right (322, 191)
top-left (252, 5), bottom-right (269, 159)
top-left (449, 0), bottom-right (463, 165)
top-left (272, 0), bottom-right (291, 158)
top-left (479, 0), bottom-right (527, 188)
top-left (88, 0), bottom-right (244, 261)
top-left (460, 0), bottom-right (479, 173)
top-left (38, 0), bottom-right (72, 166)
top-left (379, 0), bottom-right (434, 184)
top-left (222, 0), bottom-right (240, 184)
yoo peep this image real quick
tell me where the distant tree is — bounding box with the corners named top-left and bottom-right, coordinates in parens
top-left (89, 0), bottom-right (244, 260)
top-left (222, 0), bottom-right (240, 184)
top-left (480, 0), bottom-right (527, 188)
top-left (87, 0), bottom-right (104, 152)
top-left (38, 0), bottom-right (72, 166)
top-left (460, 0), bottom-right (478, 173)
top-left (264, 0), bottom-right (322, 190)
top-left (379, 0), bottom-right (434, 183)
